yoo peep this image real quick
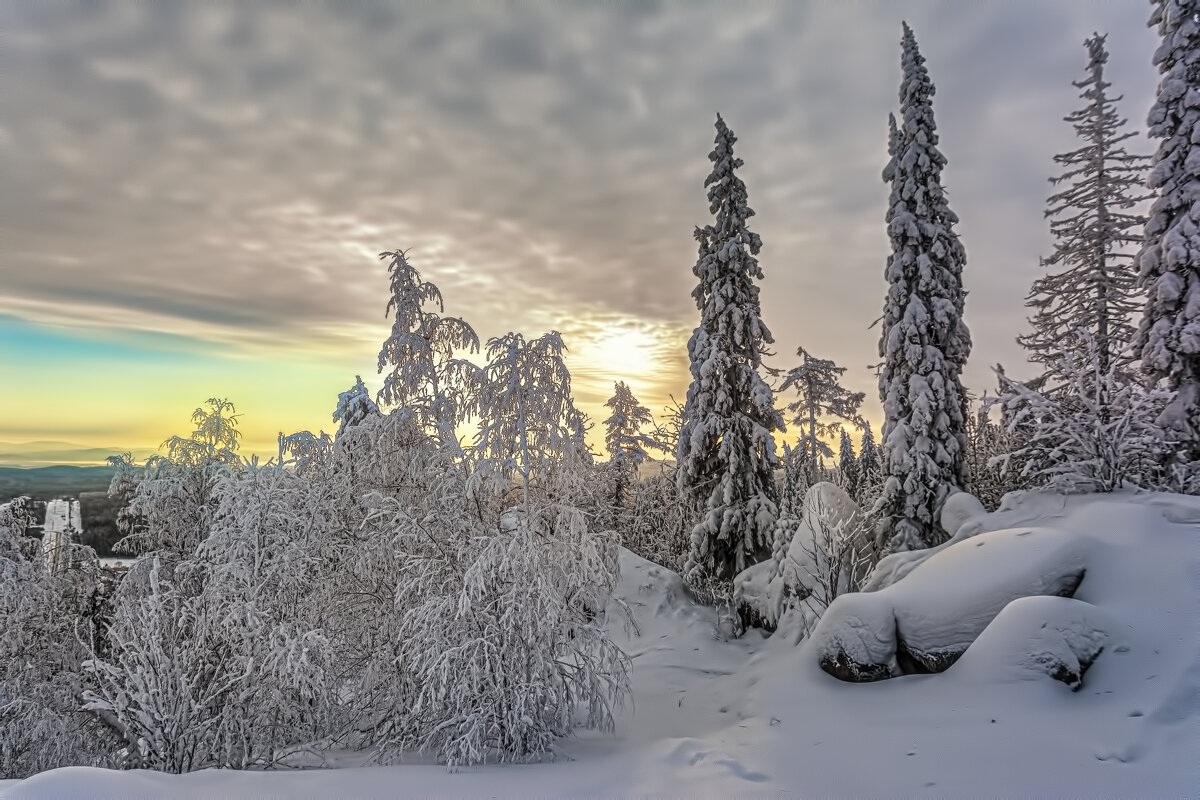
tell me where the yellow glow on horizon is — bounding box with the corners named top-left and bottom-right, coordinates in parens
top-left (584, 327), bottom-right (661, 377)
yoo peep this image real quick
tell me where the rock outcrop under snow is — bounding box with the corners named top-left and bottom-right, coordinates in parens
top-left (813, 524), bottom-right (1089, 681)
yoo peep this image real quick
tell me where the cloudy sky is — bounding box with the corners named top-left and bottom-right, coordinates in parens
top-left (0, 1), bottom-right (1158, 465)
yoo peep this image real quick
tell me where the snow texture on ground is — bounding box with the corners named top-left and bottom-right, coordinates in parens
top-left (3, 491), bottom-right (1197, 798)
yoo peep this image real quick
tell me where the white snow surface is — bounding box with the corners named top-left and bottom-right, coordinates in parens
top-left (3, 492), bottom-right (1197, 798)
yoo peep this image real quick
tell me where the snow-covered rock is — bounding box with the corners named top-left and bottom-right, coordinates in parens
top-left (732, 559), bottom-right (774, 631)
top-left (814, 525), bottom-right (1088, 680)
top-left (808, 591), bottom-right (898, 682)
top-left (952, 596), bottom-right (1110, 690)
top-left (940, 490), bottom-right (987, 539)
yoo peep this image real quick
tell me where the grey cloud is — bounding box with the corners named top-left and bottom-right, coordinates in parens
top-left (0, 0), bottom-right (1164, 418)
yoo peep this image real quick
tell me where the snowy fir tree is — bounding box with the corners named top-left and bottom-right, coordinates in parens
top-left (779, 346), bottom-right (865, 474)
top-left (602, 381), bottom-right (666, 508)
top-left (856, 420), bottom-right (883, 502)
top-left (376, 249), bottom-right (480, 451)
top-left (1135, 0), bottom-right (1200, 466)
top-left (876, 23), bottom-right (973, 551)
top-left (333, 375), bottom-right (381, 436)
top-left (603, 381), bottom-right (664, 467)
top-left (1019, 33), bottom-right (1149, 399)
top-left (677, 114), bottom-right (784, 583)
top-left (837, 429), bottom-right (860, 499)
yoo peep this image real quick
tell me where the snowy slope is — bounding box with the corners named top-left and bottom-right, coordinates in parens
top-left (3, 493), bottom-right (1197, 798)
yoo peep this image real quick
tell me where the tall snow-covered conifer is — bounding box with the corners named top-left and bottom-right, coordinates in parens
top-left (1020, 34), bottom-right (1149, 396)
top-left (1135, 0), bottom-right (1200, 459)
top-left (678, 114), bottom-right (783, 583)
top-left (876, 24), bottom-right (972, 551)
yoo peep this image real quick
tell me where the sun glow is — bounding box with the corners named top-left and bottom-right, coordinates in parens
top-left (587, 327), bottom-right (660, 372)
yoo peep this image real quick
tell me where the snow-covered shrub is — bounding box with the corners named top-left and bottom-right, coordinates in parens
top-left (1, 499), bottom-right (116, 778)
top-left (612, 467), bottom-right (691, 576)
top-left (365, 459), bottom-right (629, 768)
top-left (85, 465), bottom-right (339, 772)
top-left (993, 333), bottom-right (1174, 493)
top-left (331, 330), bottom-right (633, 768)
top-left (106, 400), bottom-right (245, 561)
top-left (747, 483), bottom-right (877, 637)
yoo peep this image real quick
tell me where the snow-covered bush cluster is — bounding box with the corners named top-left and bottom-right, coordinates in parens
top-left (53, 256), bottom-right (632, 774)
top-left (0, 498), bottom-right (116, 778)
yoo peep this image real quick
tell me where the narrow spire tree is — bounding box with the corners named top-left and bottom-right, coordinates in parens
top-left (779, 346), bottom-right (865, 474)
top-left (678, 114), bottom-right (784, 583)
top-left (857, 421), bottom-right (882, 499)
top-left (876, 23), bottom-right (973, 552)
top-left (1020, 33), bottom-right (1149, 398)
top-left (1135, 0), bottom-right (1200, 460)
top-left (838, 429), bottom-right (861, 500)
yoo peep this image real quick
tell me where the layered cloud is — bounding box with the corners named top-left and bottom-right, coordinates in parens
top-left (0, 1), bottom-right (1159, 455)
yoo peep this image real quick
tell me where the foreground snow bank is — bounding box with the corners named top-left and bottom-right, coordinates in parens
top-left (4, 493), bottom-right (1197, 798)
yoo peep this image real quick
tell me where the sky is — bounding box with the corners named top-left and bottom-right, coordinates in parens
top-left (0, 1), bottom-right (1159, 466)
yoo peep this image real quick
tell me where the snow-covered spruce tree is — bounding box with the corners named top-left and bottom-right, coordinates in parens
top-left (876, 23), bottom-right (973, 552)
top-left (837, 429), bottom-right (860, 499)
top-left (1020, 34), bottom-right (1149, 402)
top-left (1135, 1), bottom-right (1200, 469)
top-left (333, 375), bottom-right (381, 436)
top-left (678, 114), bottom-right (784, 583)
top-left (780, 346), bottom-right (865, 474)
top-left (856, 421), bottom-right (883, 503)
top-left (376, 249), bottom-right (480, 451)
top-left (602, 381), bottom-right (667, 509)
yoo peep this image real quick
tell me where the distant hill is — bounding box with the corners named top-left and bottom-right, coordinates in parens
top-left (0, 440), bottom-right (137, 468)
top-left (0, 465), bottom-right (118, 502)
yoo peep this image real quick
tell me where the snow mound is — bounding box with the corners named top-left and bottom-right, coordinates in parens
top-left (815, 524), bottom-right (1088, 679)
top-left (940, 490), bottom-right (987, 538)
top-left (952, 595), bottom-right (1110, 690)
